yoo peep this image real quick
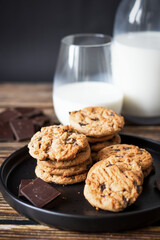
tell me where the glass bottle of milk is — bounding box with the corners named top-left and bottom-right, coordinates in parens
top-left (112, 0), bottom-right (160, 124)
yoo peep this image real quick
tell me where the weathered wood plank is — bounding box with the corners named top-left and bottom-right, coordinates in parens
top-left (0, 225), bottom-right (160, 240)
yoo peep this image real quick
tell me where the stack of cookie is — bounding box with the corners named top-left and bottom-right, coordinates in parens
top-left (69, 106), bottom-right (124, 161)
top-left (83, 144), bottom-right (153, 212)
top-left (28, 125), bottom-right (92, 185)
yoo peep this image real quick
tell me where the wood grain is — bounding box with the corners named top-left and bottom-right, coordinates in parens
top-left (0, 83), bottom-right (160, 239)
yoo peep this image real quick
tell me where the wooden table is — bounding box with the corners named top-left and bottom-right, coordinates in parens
top-left (1, 83), bottom-right (160, 240)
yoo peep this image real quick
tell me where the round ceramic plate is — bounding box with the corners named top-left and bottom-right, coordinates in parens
top-left (0, 134), bottom-right (160, 232)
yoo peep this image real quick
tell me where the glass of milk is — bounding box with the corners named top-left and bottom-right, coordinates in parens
top-left (53, 34), bottom-right (123, 125)
top-left (112, 0), bottom-right (160, 124)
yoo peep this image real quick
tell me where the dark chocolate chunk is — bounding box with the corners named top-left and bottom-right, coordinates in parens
top-left (15, 107), bottom-right (42, 118)
top-left (79, 122), bottom-right (88, 126)
top-left (65, 138), bottom-right (76, 145)
top-left (123, 196), bottom-right (128, 207)
top-left (100, 183), bottom-right (106, 192)
top-left (10, 118), bottom-right (35, 141)
top-left (18, 179), bottom-right (33, 197)
top-left (0, 122), bottom-right (14, 142)
top-left (154, 178), bottom-right (160, 191)
top-left (133, 181), bottom-right (142, 194)
top-left (0, 109), bottom-right (21, 123)
top-left (106, 164), bottom-right (113, 167)
top-left (32, 115), bottom-right (50, 128)
top-left (91, 117), bottom-right (99, 121)
top-left (20, 178), bottom-right (61, 208)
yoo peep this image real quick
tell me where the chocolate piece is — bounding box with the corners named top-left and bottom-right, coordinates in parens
top-left (10, 118), bottom-right (35, 141)
top-left (0, 122), bottom-right (14, 141)
top-left (91, 118), bottom-right (99, 121)
top-left (15, 107), bottom-right (42, 118)
top-left (18, 179), bottom-right (33, 197)
top-left (20, 178), bottom-right (61, 208)
top-left (154, 178), bottom-right (160, 191)
top-left (100, 183), bottom-right (106, 192)
top-left (32, 115), bottom-right (50, 130)
top-left (0, 109), bottom-right (21, 123)
top-left (79, 122), bottom-right (88, 126)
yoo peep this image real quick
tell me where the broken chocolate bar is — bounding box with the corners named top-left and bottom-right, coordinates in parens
top-left (0, 122), bottom-right (14, 142)
top-left (0, 107), bottom-right (53, 142)
top-left (18, 179), bottom-right (33, 197)
top-left (20, 178), bottom-right (61, 208)
top-left (0, 109), bottom-right (21, 123)
top-left (10, 118), bottom-right (35, 141)
top-left (15, 107), bottom-right (42, 118)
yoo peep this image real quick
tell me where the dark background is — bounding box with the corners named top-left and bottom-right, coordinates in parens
top-left (0, 0), bottom-right (121, 83)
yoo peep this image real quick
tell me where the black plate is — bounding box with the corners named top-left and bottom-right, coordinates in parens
top-left (1, 134), bottom-right (160, 232)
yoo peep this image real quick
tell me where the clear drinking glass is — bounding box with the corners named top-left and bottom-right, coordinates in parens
top-left (53, 33), bottom-right (123, 125)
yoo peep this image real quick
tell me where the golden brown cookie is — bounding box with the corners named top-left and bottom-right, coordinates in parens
top-left (97, 144), bottom-right (153, 177)
top-left (87, 134), bottom-right (115, 143)
top-left (28, 125), bottom-right (89, 161)
top-left (35, 165), bottom-right (88, 185)
top-left (37, 157), bottom-right (92, 177)
top-left (90, 135), bottom-right (121, 152)
top-left (84, 156), bottom-right (143, 212)
top-left (37, 145), bottom-right (91, 169)
top-left (69, 106), bottom-right (124, 137)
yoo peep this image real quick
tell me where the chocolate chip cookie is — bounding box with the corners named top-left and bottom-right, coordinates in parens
top-left (84, 156), bottom-right (143, 212)
top-left (37, 156), bottom-right (92, 177)
top-left (90, 135), bottom-right (121, 152)
top-left (35, 165), bottom-right (88, 185)
top-left (97, 144), bottom-right (153, 177)
top-left (28, 125), bottom-right (89, 161)
top-left (69, 106), bottom-right (124, 137)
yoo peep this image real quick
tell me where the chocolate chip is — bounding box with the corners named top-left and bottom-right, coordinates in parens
top-left (110, 112), bottom-right (115, 116)
top-left (79, 122), bottom-right (88, 127)
top-left (106, 164), bottom-right (113, 167)
top-left (133, 181), bottom-right (141, 193)
top-left (65, 138), bottom-right (76, 145)
top-left (91, 117), bottom-right (99, 121)
top-left (124, 147), bottom-right (130, 150)
top-left (123, 196), bottom-right (128, 206)
top-left (100, 183), bottom-right (106, 192)
top-left (38, 137), bottom-right (42, 141)
top-left (115, 149), bottom-right (120, 152)
top-left (101, 195), bottom-right (105, 198)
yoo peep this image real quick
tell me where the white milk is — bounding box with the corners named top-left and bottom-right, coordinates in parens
top-left (112, 31), bottom-right (160, 117)
top-left (53, 81), bottom-right (123, 125)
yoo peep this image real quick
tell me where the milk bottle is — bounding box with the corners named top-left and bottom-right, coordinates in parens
top-left (112, 0), bottom-right (160, 122)
top-left (112, 31), bottom-right (160, 117)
